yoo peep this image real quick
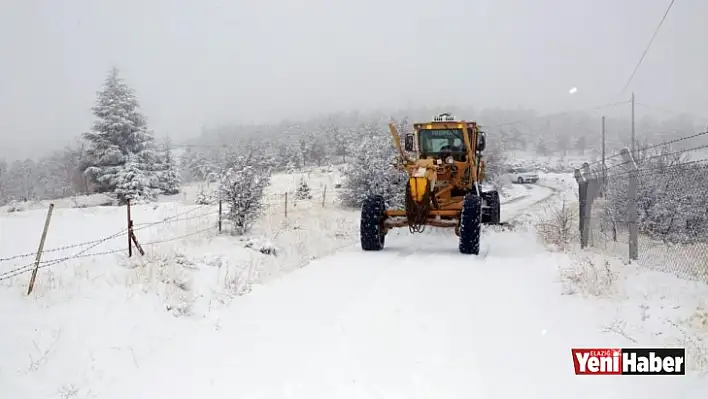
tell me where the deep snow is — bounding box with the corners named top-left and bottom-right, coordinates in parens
top-left (103, 216), bottom-right (706, 399)
top-left (1, 170), bottom-right (706, 398)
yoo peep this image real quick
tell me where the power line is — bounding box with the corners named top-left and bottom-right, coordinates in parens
top-left (620, 0), bottom-right (677, 95)
top-left (635, 102), bottom-right (708, 122)
top-left (586, 129), bottom-right (708, 167)
top-left (485, 101), bottom-right (630, 129)
top-left (605, 135), bottom-right (708, 170)
top-left (604, 156), bottom-right (708, 180)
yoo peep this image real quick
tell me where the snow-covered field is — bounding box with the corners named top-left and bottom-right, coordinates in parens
top-left (1, 168), bottom-right (707, 398)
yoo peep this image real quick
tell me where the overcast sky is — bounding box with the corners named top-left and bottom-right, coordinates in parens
top-left (1, 0), bottom-right (706, 159)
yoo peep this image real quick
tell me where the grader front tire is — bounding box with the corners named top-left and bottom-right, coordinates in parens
top-left (459, 194), bottom-right (482, 255)
top-left (360, 195), bottom-right (386, 251)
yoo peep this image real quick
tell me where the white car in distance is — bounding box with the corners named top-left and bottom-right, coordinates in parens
top-left (507, 167), bottom-right (539, 184)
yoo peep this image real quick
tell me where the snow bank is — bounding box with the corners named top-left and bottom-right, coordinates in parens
top-left (3, 165), bottom-right (707, 398)
top-left (556, 250), bottom-right (708, 374)
top-left (100, 218), bottom-right (706, 399)
top-left (0, 193), bottom-right (114, 213)
top-left (531, 172), bottom-right (708, 376)
top-left (0, 168), bottom-right (360, 398)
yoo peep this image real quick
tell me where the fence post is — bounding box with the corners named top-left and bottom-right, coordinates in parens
top-left (620, 148), bottom-right (639, 261)
top-left (127, 198), bottom-right (133, 257)
top-left (27, 203), bottom-right (55, 295)
top-left (582, 163), bottom-right (600, 247)
top-left (322, 186), bottom-right (327, 208)
top-left (284, 192), bottom-right (288, 218)
top-left (218, 200), bottom-right (222, 232)
top-left (574, 168), bottom-right (589, 248)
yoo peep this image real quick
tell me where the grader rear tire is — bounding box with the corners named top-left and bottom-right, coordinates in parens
top-left (360, 195), bottom-right (386, 251)
top-left (482, 190), bottom-right (501, 225)
top-left (459, 194), bottom-right (482, 255)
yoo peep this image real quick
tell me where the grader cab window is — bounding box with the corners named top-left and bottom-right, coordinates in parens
top-left (418, 128), bottom-right (466, 157)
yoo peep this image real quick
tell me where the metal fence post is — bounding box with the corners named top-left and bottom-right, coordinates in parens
top-left (582, 163), bottom-right (597, 247)
top-left (574, 168), bottom-right (589, 248)
top-left (620, 148), bottom-right (639, 261)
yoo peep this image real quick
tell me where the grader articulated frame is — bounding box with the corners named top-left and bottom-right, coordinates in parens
top-left (360, 113), bottom-right (501, 255)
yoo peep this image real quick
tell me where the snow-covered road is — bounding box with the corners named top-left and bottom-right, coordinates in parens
top-left (102, 184), bottom-right (701, 399)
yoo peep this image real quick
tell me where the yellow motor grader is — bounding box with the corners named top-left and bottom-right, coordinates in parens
top-left (360, 113), bottom-right (501, 255)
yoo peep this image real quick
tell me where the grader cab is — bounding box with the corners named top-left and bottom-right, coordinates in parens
top-left (360, 113), bottom-right (501, 255)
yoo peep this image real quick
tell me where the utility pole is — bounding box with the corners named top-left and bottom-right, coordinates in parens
top-left (602, 116), bottom-right (606, 185)
top-left (631, 92), bottom-right (636, 159)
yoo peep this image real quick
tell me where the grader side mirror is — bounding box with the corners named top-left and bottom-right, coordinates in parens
top-left (404, 134), bottom-right (414, 152)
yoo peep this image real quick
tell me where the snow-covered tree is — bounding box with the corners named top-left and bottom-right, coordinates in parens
top-left (481, 138), bottom-right (508, 182)
top-left (327, 124), bottom-right (348, 163)
top-left (575, 136), bottom-right (587, 155)
top-left (82, 67), bottom-right (159, 198)
top-left (536, 137), bottom-right (551, 156)
top-left (340, 131), bottom-right (407, 208)
top-left (194, 189), bottom-right (214, 205)
top-left (158, 136), bottom-right (181, 195)
top-left (556, 133), bottom-right (570, 156)
top-left (3, 159), bottom-right (38, 201)
top-left (601, 144), bottom-right (708, 245)
top-left (391, 116), bottom-right (414, 157)
top-left (113, 152), bottom-right (160, 204)
top-left (32, 143), bottom-right (89, 199)
top-left (295, 177), bottom-right (312, 201)
top-left (217, 156), bottom-right (271, 235)
top-left (0, 159), bottom-right (6, 204)
top-left (181, 148), bottom-right (219, 183)
top-left (285, 160), bottom-right (298, 174)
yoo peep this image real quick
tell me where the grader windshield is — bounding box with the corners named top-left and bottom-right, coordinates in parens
top-left (418, 128), bottom-right (466, 156)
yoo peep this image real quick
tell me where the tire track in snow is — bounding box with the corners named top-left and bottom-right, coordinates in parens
top-left (500, 182), bottom-right (561, 224)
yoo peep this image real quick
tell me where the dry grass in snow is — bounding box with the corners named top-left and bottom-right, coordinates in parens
top-left (532, 177), bottom-right (708, 375)
top-left (0, 168), bottom-right (360, 398)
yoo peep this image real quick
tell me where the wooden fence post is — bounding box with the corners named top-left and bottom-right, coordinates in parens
top-left (126, 198), bottom-right (145, 257)
top-left (284, 192), bottom-right (288, 217)
top-left (127, 198), bottom-right (133, 257)
top-left (27, 203), bottom-right (55, 295)
top-left (322, 186), bottom-right (327, 208)
top-left (218, 200), bottom-right (222, 232)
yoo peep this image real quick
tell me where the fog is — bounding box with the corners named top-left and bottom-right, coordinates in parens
top-left (1, 0), bottom-right (707, 159)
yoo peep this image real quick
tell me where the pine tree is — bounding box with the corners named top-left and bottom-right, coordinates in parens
top-left (0, 159), bottom-right (6, 205)
top-left (159, 136), bottom-right (181, 195)
top-left (82, 67), bottom-right (159, 199)
top-left (113, 152), bottom-right (160, 204)
top-left (295, 177), bottom-right (312, 201)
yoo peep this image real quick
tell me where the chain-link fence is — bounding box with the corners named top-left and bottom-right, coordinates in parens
top-left (577, 147), bottom-right (708, 283)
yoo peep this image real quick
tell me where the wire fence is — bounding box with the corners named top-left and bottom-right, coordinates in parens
top-left (0, 184), bottom-right (348, 290)
top-left (576, 131), bottom-right (708, 284)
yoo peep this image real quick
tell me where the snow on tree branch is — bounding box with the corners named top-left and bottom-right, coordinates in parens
top-left (339, 128), bottom-right (407, 209)
top-left (217, 156), bottom-right (272, 235)
top-left (82, 67), bottom-right (160, 204)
